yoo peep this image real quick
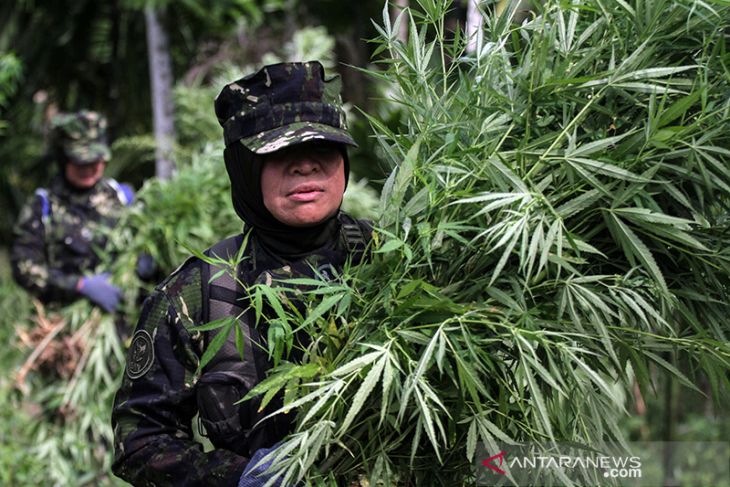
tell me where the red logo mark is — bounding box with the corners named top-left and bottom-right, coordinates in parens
top-left (482, 451), bottom-right (507, 475)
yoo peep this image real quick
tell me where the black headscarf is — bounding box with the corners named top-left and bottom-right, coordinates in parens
top-left (223, 143), bottom-right (349, 260)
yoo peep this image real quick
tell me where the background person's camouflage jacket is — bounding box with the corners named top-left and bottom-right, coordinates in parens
top-left (111, 215), bottom-right (370, 487)
top-left (11, 175), bottom-right (133, 303)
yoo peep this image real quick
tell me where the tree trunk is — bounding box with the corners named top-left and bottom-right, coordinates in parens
top-left (466, 0), bottom-right (483, 54)
top-left (496, 0), bottom-right (534, 25)
top-left (108, 0), bottom-right (121, 140)
top-left (391, 0), bottom-right (409, 43)
top-left (144, 6), bottom-right (175, 180)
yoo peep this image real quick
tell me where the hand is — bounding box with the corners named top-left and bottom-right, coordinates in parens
top-left (238, 446), bottom-right (283, 487)
top-left (78, 273), bottom-right (122, 312)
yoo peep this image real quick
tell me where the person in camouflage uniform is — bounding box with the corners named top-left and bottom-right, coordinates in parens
top-left (11, 110), bottom-right (134, 312)
top-left (112, 61), bottom-right (372, 486)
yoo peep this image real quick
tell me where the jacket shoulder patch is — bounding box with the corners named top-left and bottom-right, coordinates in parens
top-left (126, 330), bottom-right (155, 379)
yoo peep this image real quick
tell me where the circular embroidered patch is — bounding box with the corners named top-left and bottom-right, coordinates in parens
top-left (126, 330), bottom-right (154, 379)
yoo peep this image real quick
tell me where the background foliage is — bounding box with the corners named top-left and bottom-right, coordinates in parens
top-left (0, 0), bottom-right (389, 245)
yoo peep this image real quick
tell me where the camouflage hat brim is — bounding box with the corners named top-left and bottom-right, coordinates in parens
top-left (240, 121), bottom-right (357, 155)
top-left (64, 141), bottom-right (111, 165)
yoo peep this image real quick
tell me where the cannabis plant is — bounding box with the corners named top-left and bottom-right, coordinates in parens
top-left (238, 0), bottom-right (730, 485)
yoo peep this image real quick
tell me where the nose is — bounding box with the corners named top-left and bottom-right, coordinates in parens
top-left (289, 156), bottom-right (319, 175)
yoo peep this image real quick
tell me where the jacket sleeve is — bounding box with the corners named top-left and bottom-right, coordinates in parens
top-left (10, 195), bottom-right (81, 302)
top-left (111, 289), bottom-right (247, 487)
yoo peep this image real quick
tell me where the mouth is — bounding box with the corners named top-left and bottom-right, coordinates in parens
top-left (287, 184), bottom-right (324, 201)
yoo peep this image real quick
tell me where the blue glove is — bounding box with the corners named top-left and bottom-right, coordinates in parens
top-left (78, 273), bottom-right (122, 312)
top-left (239, 446), bottom-right (283, 487)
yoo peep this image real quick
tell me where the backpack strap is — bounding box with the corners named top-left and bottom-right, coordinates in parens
top-left (201, 234), bottom-right (246, 327)
top-left (337, 212), bottom-right (373, 264)
top-left (197, 234), bottom-right (293, 450)
top-left (34, 188), bottom-right (51, 229)
top-left (107, 178), bottom-right (135, 206)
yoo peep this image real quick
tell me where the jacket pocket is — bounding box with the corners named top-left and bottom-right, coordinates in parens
top-left (195, 370), bottom-right (252, 449)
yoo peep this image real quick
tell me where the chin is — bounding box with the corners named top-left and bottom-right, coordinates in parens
top-left (284, 210), bottom-right (333, 227)
top-left (286, 218), bottom-right (325, 228)
top-left (70, 179), bottom-right (99, 189)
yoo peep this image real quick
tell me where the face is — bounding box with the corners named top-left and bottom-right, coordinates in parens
top-left (65, 160), bottom-right (106, 189)
top-left (261, 142), bottom-right (346, 227)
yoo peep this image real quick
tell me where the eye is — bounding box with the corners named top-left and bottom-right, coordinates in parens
top-left (310, 144), bottom-right (340, 159)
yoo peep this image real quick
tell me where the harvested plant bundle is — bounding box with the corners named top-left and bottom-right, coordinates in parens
top-left (11, 300), bottom-right (125, 486)
top-left (244, 0), bottom-right (730, 485)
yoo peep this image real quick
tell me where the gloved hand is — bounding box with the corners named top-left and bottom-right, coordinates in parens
top-left (78, 273), bottom-right (122, 312)
top-left (238, 446), bottom-right (283, 487)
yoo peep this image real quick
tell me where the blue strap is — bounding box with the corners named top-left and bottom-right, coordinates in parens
top-left (107, 178), bottom-right (135, 206)
top-left (34, 188), bottom-right (51, 226)
top-left (119, 183), bottom-right (135, 206)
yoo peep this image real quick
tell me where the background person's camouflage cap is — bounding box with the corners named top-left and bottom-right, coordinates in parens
top-left (215, 61), bottom-right (356, 154)
top-left (51, 110), bottom-right (111, 165)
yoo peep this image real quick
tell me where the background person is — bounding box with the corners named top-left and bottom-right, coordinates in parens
top-left (11, 110), bottom-right (134, 312)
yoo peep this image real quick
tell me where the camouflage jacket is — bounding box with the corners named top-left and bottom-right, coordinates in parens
top-left (112, 216), bottom-right (371, 487)
top-left (10, 176), bottom-right (133, 303)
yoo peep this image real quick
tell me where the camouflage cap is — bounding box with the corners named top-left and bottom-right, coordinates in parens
top-left (51, 110), bottom-right (111, 165)
top-left (214, 61), bottom-right (357, 154)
